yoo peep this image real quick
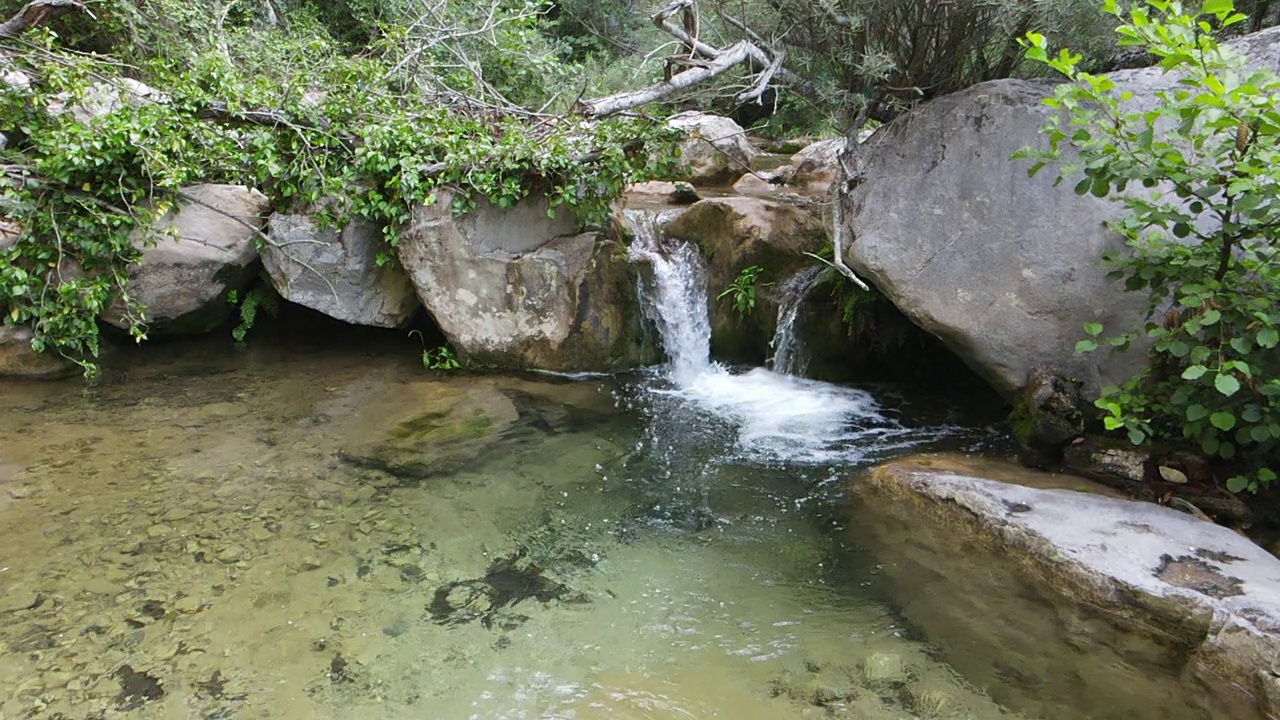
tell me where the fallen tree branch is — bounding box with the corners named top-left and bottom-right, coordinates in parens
top-left (196, 101), bottom-right (334, 134)
top-left (577, 0), bottom-right (816, 118)
top-left (580, 42), bottom-right (754, 118)
top-left (0, 0), bottom-right (87, 41)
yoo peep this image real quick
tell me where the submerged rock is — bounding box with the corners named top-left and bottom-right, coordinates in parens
top-left (0, 325), bottom-right (75, 379)
top-left (263, 212), bottom-right (418, 328)
top-left (848, 454), bottom-right (1280, 720)
top-left (398, 192), bottom-right (654, 371)
top-left (667, 111), bottom-right (759, 185)
top-left (102, 184), bottom-right (270, 336)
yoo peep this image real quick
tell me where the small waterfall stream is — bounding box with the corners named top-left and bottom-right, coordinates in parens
top-left (769, 264), bottom-right (824, 376)
top-left (622, 208), bottom-right (933, 464)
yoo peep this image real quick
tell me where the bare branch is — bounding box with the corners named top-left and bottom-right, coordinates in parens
top-left (0, 0), bottom-right (87, 41)
top-left (580, 42), bottom-right (753, 118)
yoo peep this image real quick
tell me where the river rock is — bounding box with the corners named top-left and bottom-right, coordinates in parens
top-left (0, 325), bottom-right (76, 379)
top-left (784, 138), bottom-right (843, 192)
top-left (102, 184), bottom-right (270, 336)
top-left (667, 112), bottom-right (759, 185)
top-left (848, 454), bottom-right (1280, 720)
top-left (263, 212), bottom-right (418, 328)
top-left (398, 192), bottom-right (654, 371)
top-left (665, 196), bottom-right (827, 362)
top-left (842, 27), bottom-right (1280, 400)
top-left (47, 79), bottom-right (166, 125)
top-left (1009, 366), bottom-right (1085, 467)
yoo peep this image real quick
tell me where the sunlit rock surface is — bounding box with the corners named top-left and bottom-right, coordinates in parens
top-left (849, 454), bottom-right (1280, 720)
top-left (667, 111), bottom-right (759, 185)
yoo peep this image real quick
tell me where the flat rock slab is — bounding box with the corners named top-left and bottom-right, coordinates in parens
top-left (848, 454), bottom-right (1280, 720)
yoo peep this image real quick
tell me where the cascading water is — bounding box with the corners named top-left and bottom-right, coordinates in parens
top-left (623, 209), bottom-right (940, 465)
top-left (769, 264), bottom-right (824, 376)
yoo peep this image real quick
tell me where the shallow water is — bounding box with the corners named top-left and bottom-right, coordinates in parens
top-left (0, 335), bottom-right (1020, 720)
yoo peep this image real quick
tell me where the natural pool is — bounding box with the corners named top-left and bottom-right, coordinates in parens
top-left (0, 327), bottom-right (1033, 720)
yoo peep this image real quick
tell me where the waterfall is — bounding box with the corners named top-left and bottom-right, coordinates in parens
top-left (625, 209), bottom-right (716, 386)
top-left (621, 207), bottom-right (907, 464)
top-left (769, 265), bottom-right (823, 376)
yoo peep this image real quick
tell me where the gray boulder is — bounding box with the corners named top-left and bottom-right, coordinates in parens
top-left (667, 112), bottom-right (759, 185)
top-left (263, 213), bottom-right (418, 328)
top-left (398, 192), bottom-right (654, 371)
top-left (842, 27), bottom-right (1280, 399)
top-left (102, 184), bottom-right (270, 336)
top-left (0, 325), bottom-right (75, 379)
top-left (784, 138), bottom-right (844, 192)
top-left (850, 454), bottom-right (1280, 720)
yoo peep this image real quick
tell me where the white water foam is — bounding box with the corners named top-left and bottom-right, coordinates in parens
top-left (625, 209), bottom-right (916, 464)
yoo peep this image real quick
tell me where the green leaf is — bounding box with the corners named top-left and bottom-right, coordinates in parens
top-left (1215, 373), bottom-right (1242, 397)
top-left (1084, 322), bottom-right (1104, 337)
top-left (1182, 365), bottom-right (1208, 380)
top-left (1226, 475), bottom-right (1250, 493)
top-left (1075, 339), bottom-right (1098, 353)
top-left (1210, 411), bottom-right (1236, 431)
top-left (1258, 327), bottom-right (1279, 348)
top-left (1203, 0), bottom-right (1233, 16)
top-left (1186, 404), bottom-right (1210, 421)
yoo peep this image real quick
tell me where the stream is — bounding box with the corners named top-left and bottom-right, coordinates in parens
top-left (0, 214), bottom-right (1160, 720)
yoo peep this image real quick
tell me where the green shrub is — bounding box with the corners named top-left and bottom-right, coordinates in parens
top-left (1020, 0), bottom-right (1280, 492)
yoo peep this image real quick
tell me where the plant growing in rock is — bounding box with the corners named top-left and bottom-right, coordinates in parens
top-left (718, 264), bottom-right (765, 320)
top-left (1019, 0), bottom-right (1280, 492)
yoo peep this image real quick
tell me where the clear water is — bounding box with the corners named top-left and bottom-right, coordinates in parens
top-left (0, 337), bottom-right (1004, 720)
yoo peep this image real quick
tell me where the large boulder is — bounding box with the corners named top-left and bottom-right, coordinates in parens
top-left (842, 28), bottom-right (1280, 399)
top-left (848, 454), bottom-right (1280, 720)
top-left (665, 196), bottom-right (827, 362)
top-left (0, 325), bottom-right (75, 379)
top-left (398, 192), bottom-right (655, 371)
top-left (102, 184), bottom-right (270, 336)
top-left (263, 212), bottom-right (418, 328)
top-left (667, 112), bottom-right (759, 185)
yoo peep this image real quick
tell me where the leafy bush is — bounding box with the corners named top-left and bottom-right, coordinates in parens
top-left (0, 11), bottom-right (681, 375)
top-left (1020, 0), bottom-right (1280, 492)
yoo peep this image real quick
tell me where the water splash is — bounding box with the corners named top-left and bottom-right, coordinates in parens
top-left (770, 265), bottom-right (824, 376)
top-left (622, 209), bottom-right (923, 464)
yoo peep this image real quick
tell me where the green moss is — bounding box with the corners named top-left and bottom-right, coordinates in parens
top-left (391, 411), bottom-right (493, 442)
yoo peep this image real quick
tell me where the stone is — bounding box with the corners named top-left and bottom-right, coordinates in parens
top-left (665, 196), bottom-right (827, 363)
top-left (667, 111), bottom-right (759, 185)
top-left (857, 652), bottom-right (906, 686)
top-left (1009, 366), bottom-right (1085, 467)
top-left (47, 79), bottom-right (167, 126)
top-left (1062, 435), bottom-right (1150, 488)
top-left (217, 544), bottom-right (246, 564)
top-left (102, 184), bottom-right (271, 336)
top-left (626, 181), bottom-right (701, 204)
top-left (841, 27), bottom-right (1280, 400)
top-left (398, 192), bottom-right (655, 371)
top-left (263, 212), bottom-right (419, 328)
top-left (1158, 466), bottom-right (1189, 484)
top-left (784, 138), bottom-right (843, 192)
top-left (848, 454), bottom-right (1280, 720)
top-left (731, 173), bottom-right (780, 194)
top-left (0, 325), bottom-right (76, 379)
top-left (0, 589), bottom-right (40, 614)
